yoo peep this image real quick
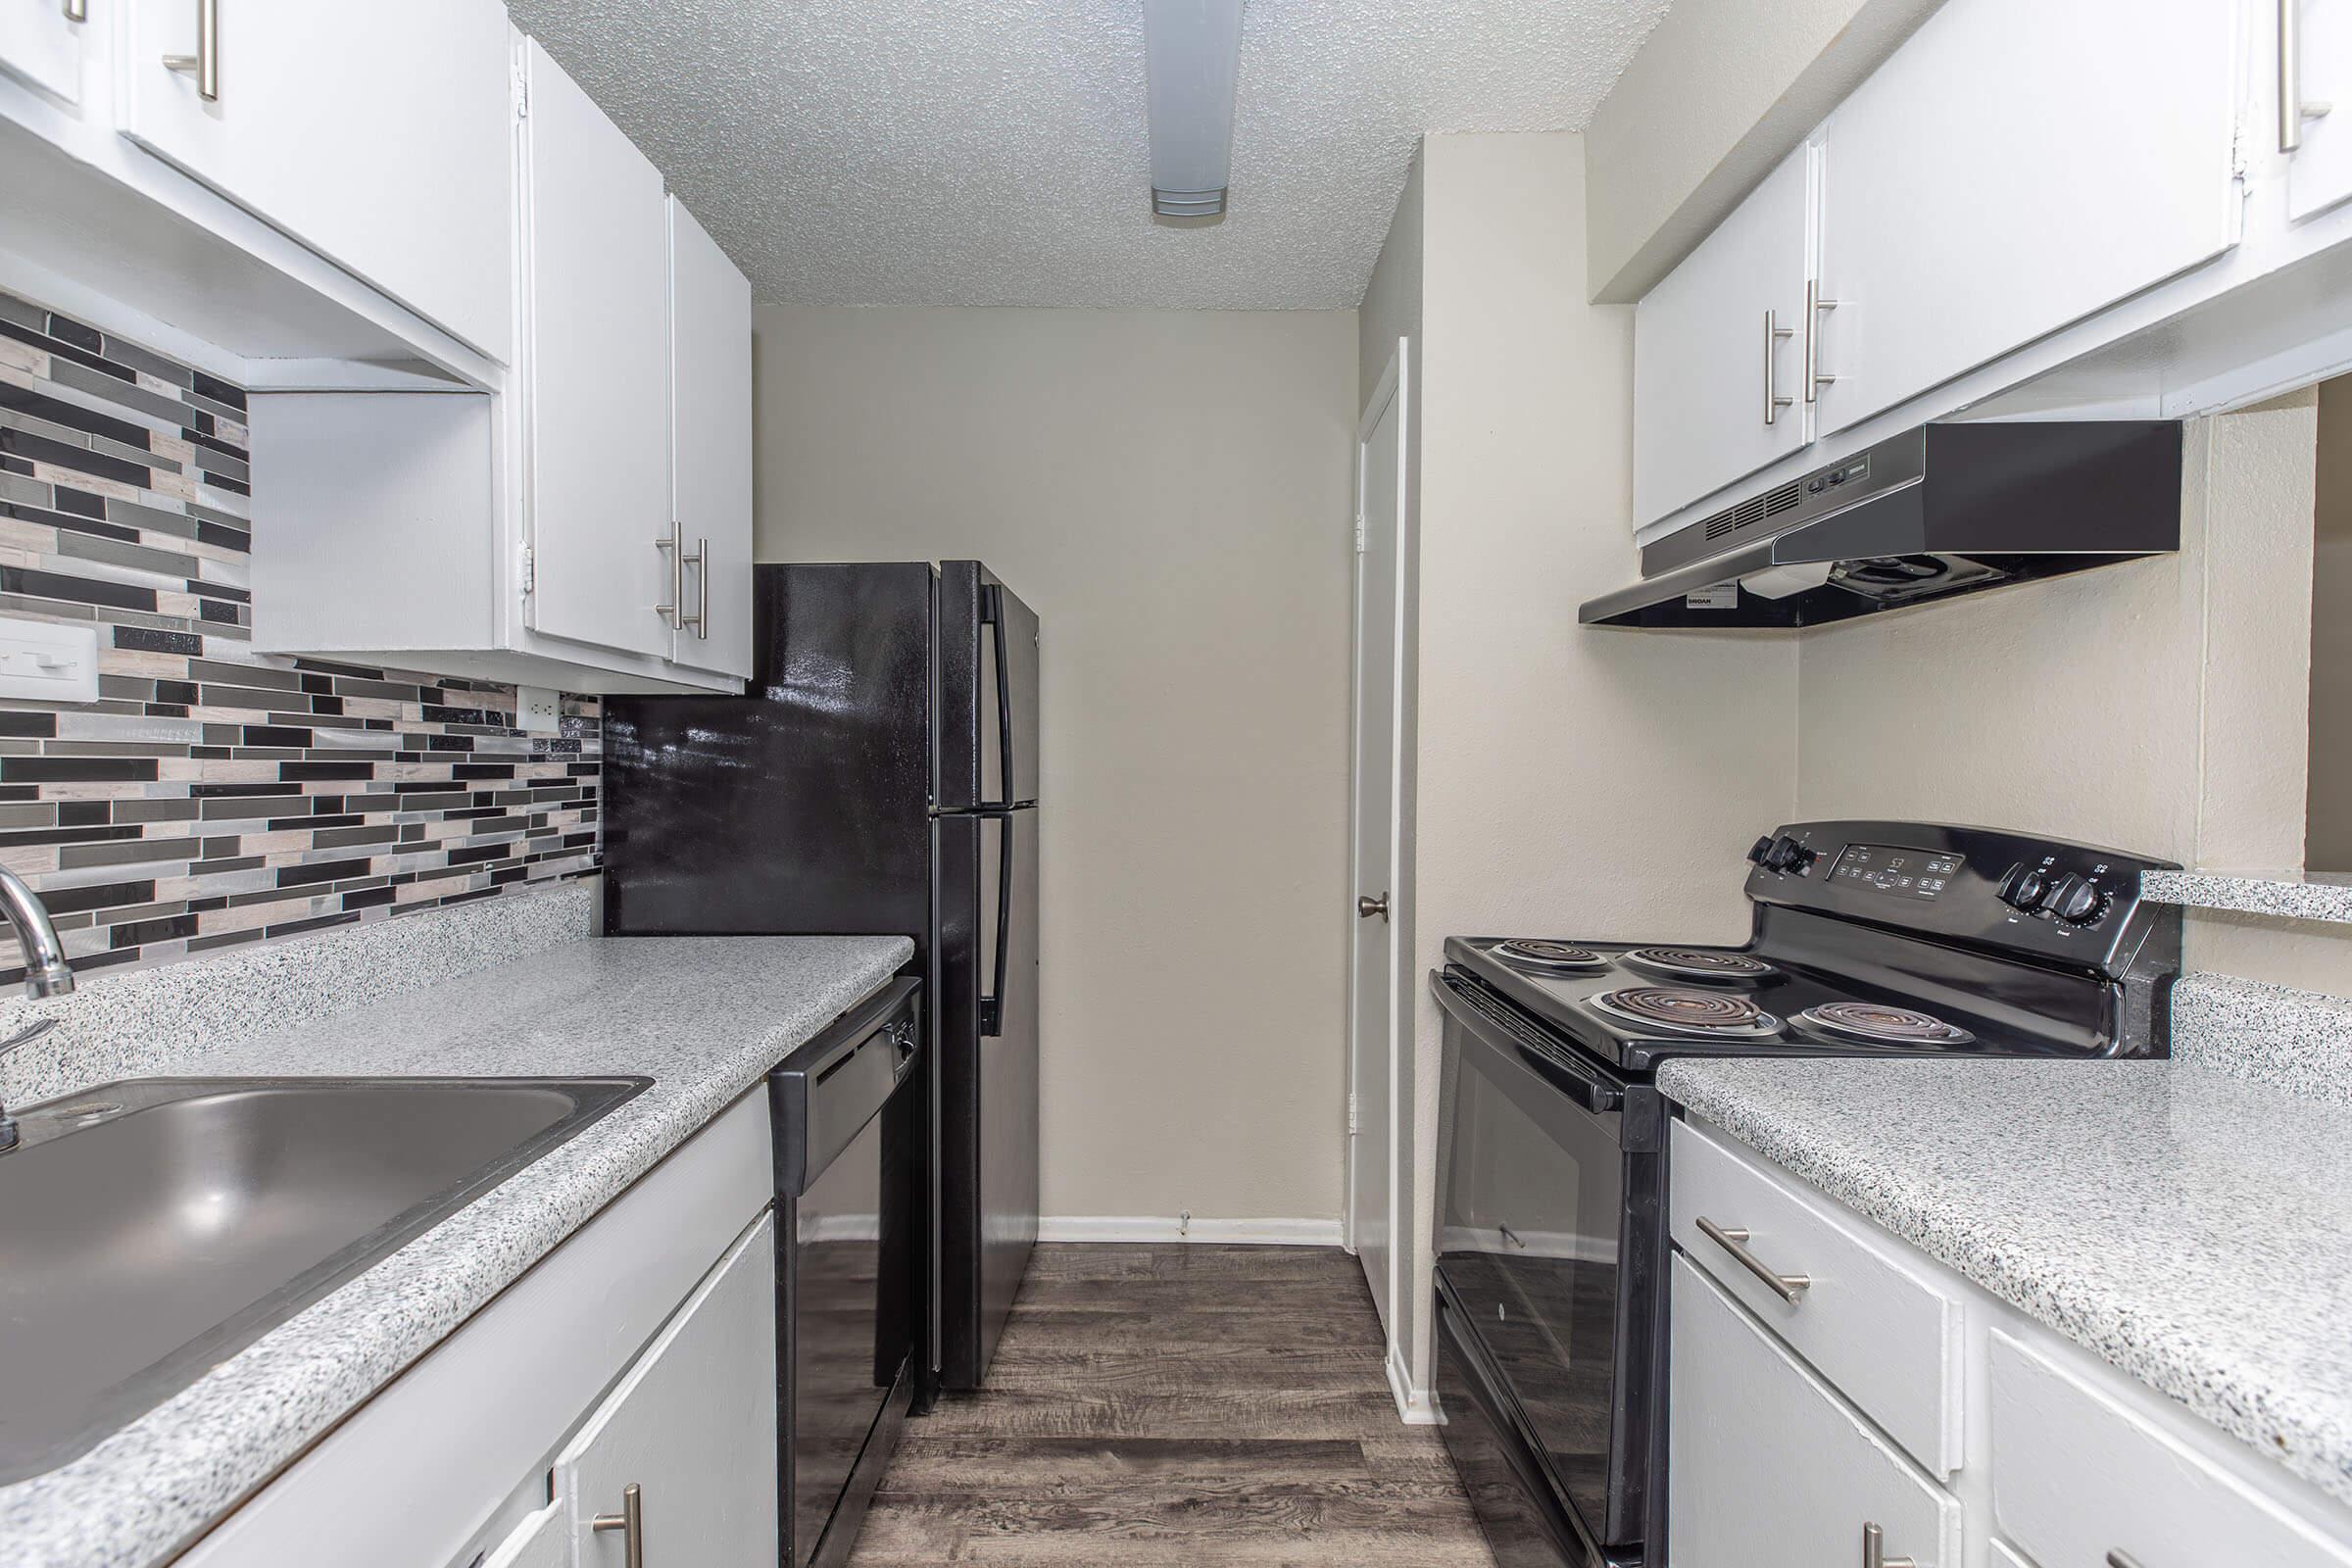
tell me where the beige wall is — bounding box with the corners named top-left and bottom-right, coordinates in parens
top-left (1583, 0), bottom-right (1944, 302)
top-left (752, 305), bottom-right (1358, 1226)
top-left (2309, 377), bottom-right (2352, 872)
top-left (1397, 130), bottom-right (1799, 1386)
top-left (1794, 392), bottom-right (2333, 988)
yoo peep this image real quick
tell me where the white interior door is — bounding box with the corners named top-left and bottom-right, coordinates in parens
top-left (1348, 346), bottom-right (1406, 1342)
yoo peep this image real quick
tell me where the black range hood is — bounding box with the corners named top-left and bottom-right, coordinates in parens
top-left (1581, 421), bottom-right (2181, 628)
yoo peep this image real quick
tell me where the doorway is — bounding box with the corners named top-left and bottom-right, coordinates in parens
top-left (1348, 342), bottom-right (1408, 1363)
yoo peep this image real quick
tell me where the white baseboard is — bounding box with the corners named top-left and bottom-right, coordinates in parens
top-left (1036, 1215), bottom-right (1346, 1246)
top-left (1388, 1343), bottom-right (1439, 1425)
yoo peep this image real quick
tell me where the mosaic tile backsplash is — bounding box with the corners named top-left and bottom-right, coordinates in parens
top-left (0, 286), bottom-right (599, 986)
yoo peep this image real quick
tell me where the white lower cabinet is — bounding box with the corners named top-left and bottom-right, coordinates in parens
top-left (558, 1212), bottom-right (779, 1568)
top-left (1989, 1330), bottom-right (2352, 1568)
top-left (1671, 1114), bottom-right (2352, 1568)
top-left (1670, 1251), bottom-right (1961, 1567)
top-left (482, 1505), bottom-right (567, 1568)
top-left (174, 1092), bottom-right (777, 1568)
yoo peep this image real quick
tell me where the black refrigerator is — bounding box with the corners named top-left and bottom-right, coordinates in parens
top-left (602, 561), bottom-right (1041, 1399)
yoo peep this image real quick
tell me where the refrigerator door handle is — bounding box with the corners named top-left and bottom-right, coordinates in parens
top-left (981, 583), bottom-right (1016, 810)
top-left (980, 812), bottom-right (1012, 1037)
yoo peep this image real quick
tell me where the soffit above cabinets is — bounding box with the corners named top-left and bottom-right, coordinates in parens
top-left (501, 0), bottom-right (1671, 309)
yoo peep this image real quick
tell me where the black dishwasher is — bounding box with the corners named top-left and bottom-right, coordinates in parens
top-left (771, 977), bottom-right (922, 1568)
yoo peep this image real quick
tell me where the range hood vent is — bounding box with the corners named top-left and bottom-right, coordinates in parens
top-left (1581, 422), bottom-right (2181, 629)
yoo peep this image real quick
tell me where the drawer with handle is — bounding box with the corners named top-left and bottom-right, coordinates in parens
top-left (1989, 1329), bottom-right (2352, 1568)
top-left (1671, 1114), bottom-right (1964, 1477)
top-left (1670, 1251), bottom-right (1962, 1568)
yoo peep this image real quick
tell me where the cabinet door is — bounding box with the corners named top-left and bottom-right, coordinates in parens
top-left (0, 0), bottom-right (90, 105)
top-left (1633, 145), bottom-right (1813, 525)
top-left (558, 1211), bottom-right (778, 1568)
top-left (2289, 0), bottom-right (2352, 220)
top-left (665, 195), bottom-right (754, 681)
top-left (520, 37), bottom-right (674, 663)
top-left (116, 0), bottom-right (512, 356)
top-left (1814, 0), bottom-right (2241, 436)
top-left (1669, 1252), bottom-right (1961, 1568)
top-left (1989, 1330), bottom-right (2352, 1568)
top-left (483, 1505), bottom-right (567, 1568)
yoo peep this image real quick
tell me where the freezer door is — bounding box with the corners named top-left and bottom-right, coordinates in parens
top-left (933, 807), bottom-right (1041, 1388)
top-left (937, 562), bottom-right (1041, 811)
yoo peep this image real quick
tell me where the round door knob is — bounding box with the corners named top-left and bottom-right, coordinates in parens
top-left (1357, 894), bottom-right (1390, 920)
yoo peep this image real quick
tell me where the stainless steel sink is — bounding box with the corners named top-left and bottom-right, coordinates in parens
top-left (0, 1074), bottom-right (649, 1485)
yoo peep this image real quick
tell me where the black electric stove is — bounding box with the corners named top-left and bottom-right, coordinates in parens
top-left (1429, 821), bottom-right (2180, 1568)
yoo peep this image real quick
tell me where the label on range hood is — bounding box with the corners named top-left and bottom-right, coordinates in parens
top-left (1684, 583), bottom-right (1739, 610)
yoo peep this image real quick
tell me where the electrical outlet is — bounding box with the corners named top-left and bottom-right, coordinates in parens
top-left (515, 685), bottom-right (562, 734)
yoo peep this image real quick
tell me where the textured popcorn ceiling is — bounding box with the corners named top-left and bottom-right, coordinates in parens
top-left (502, 0), bottom-right (1670, 308)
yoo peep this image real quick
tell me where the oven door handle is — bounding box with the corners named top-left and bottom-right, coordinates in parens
top-left (1433, 971), bottom-right (1624, 1116)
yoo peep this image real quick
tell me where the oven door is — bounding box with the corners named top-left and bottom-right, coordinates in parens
top-left (1432, 970), bottom-right (1665, 1558)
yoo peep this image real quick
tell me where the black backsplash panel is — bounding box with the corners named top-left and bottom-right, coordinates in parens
top-left (0, 287), bottom-right (599, 984)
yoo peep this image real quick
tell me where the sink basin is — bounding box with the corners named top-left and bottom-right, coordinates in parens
top-left (0, 1074), bottom-right (649, 1485)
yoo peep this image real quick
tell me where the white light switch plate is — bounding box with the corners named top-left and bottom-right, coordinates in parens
top-left (515, 685), bottom-right (560, 734)
top-left (0, 617), bottom-right (99, 705)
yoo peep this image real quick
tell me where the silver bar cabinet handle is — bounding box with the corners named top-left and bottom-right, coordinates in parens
top-left (163, 0), bottom-right (219, 102)
top-left (2282, 0), bottom-right (2335, 153)
top-left (1763, 310), bottom-right (1794, 426)
top-left (2108, 1553), bottom-right (2148, 1568)
top-left (654, 525), bottom-right (681, 626)
top-left (591, 1481), bottom-right (644, 1568)
top-left (1805, 277), bottom-right (1839, 403)
top-left (691, 535), bottom-right (710, 638)
top-left (1863, 1521), bottom-right (1916, 1568)
top-left (678, 537), bottom-right (709, 636)
top-left (1696, 1215), bottom-right (1810, 1302)
top-left (63, 0), bottom-right (88, 23)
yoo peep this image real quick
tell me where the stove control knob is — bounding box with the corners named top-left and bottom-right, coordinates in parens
top-left (1747, 836), bottom-right (1776, 866)
top-left (2003, 867), bottom-right (2048, 910)
top-left (2044, 875), bottom-right (2106, 925)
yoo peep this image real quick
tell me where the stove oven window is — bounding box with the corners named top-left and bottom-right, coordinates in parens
top-left (1435, 1039), bottom-right (1622, 1529)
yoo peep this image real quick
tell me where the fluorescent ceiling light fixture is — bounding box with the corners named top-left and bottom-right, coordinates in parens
top-left (1143, 0), bottom-right (1244, 218)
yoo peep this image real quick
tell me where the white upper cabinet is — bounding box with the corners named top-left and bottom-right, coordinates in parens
top-left (664, 195), bottom-right (755, 682)
top-left (1633, 146), bottom-right (1815, 523)
top-left (115, 0), bottom-right (514, 360)
top-left (517, 36), bottom-right (674, 664)
top-left (1811, 0), bottom-right (2242, 436)
top-left (2287, 0), bottom-right (2352, 221)
top-left (0, 0), bottom-right (93, 105)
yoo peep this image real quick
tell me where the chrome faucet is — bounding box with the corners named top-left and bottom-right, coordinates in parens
top-left (0, 865), bottom-right (75, 1000)
top-left (0, 865), bottom-right (74, 1152)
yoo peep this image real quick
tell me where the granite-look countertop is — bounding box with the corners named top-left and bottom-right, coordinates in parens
top-left (0, 933), bottom-right (912, 1568)
top-left (1656, 1054), bottom-right (2352, 1508)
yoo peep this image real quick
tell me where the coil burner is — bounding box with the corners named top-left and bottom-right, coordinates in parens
top-left (1494, 939), bottom-right (1609, 973)
top-left (1620, 948), bottom-right (1780, 983)
top-left (1587, 986), bottom-right (1783, 1038)
top-left (1796, 1001), bottom-right (1976, 1048)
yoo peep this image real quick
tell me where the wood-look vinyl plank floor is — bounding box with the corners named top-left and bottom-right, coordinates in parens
top-left (849, 1244), bottom-right (1495, 1567)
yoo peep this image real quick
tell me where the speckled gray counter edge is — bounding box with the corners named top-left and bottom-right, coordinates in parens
top-left (2173, 970), bottom-right (2352, 1104)
top-left (2143, 868), bottom-right (2352, 925)
top-left (0, 880), bottom-right (594, 1105)
top-left (0, 933), bottom-right (913, 1568)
